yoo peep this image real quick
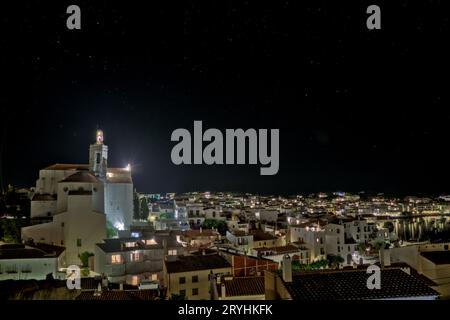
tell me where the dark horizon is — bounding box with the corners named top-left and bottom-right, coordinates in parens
top-left (1, 1), bottom-right (450, 196)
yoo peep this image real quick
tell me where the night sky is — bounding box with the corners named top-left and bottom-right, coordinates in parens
top-left (1, 0), bottom-right (450, 196)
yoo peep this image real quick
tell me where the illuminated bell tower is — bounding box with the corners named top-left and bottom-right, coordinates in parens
top-left (89, 129), bottom-right (108, 179)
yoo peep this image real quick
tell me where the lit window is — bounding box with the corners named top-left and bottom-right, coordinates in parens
top-left (130, 252), bottom-right (141, 262)
top-left (124, 242), bottom-right (136, 248)
top-left (145, 239), bottom-right (157, 245)
top-left (151, 274), bottom-right (158, 281)
top-left (111, 255), bottom-right (122, 264)
top-left (168, 249), bottom-right (177, 256)
top-left (130, 276), bottom-right (139, 286)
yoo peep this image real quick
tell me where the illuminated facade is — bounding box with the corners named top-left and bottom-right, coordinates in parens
top-left (22, 131), bottom-right (133, 265)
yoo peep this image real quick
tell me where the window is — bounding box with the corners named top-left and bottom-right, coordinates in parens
top-left (179, 290), bottom-right (186, 296)
top-left (111, 255), bottom-right (122, 264)
top-left (338, 246), bottom-right (341, 253)
top-left (96, 153), bottom-right (101, 164)
top-left (445, 245), bottom-right (449, 250)
top-left (151, 274), bottom-right (158, 281)
top-left (192, 275), bottom-right (198, 283)
top-left (212, 212), bottom-right (216, 218)
top-left (168, 249), bottom-right (177, 256)
top-left (192, 288), bottom-right (199, 296)
top-left (76, 239), bottom-right (82, 247)
top-left (337, 229), bottom-right (340, 234)
top-left (320, 248), bottom-right (325, 255)
top-left (130, 276), bottom-right (139, 286)
top-left (179, 277), bottom-right (186, 284)
top-left (130, 252), bottom-right (141, 262)
top-left (61, 222), bottom-right (64, 227)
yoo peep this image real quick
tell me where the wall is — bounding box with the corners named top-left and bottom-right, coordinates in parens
top-left (167, 267), bottom-right (232, 300)
top-left (105, 182), bottom-right (133, 229)
top-left (0, 257), bottom-right (59, 281)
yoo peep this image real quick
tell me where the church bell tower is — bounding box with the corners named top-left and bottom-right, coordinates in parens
top-left (89, 129), bottom-right (108, 179)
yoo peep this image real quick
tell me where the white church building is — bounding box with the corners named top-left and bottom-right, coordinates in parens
top-left (22, 130), bottom-right (134, 266)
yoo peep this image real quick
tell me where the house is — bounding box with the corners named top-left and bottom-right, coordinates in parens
top-left (251, 230), bottom-right (282, 249)
top-left (94, 233), bottom-right (184, 286)
top-left (288, 222), bottom-right (326, 261)
top-left (226, 230), bottom-right (254, 252)
top-left (0, 243), bottom-right (65, 281)
top-left (163, 254), bottom-right (232, 300)
top-left (252, 244), bottom-right (310, 265)
top-left (180, 229), bottom-right (220, 251)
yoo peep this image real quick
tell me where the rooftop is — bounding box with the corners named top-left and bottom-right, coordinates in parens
top-left (43, 163), bottom-right (89, 171)
top-left (165, 254), bottom-right (231, 273)
top-left (60, 171), bottom-right (99, 183)
top-left (280, 268), bottom-right (439, 300)
top-left (76, 290), bottom-right (161, 300)
top-left (219, 276), bottom-right (265, 297)
top-left (0, 243), bottom-right (65, 260)
top-left (421, 251), bottom-right (450, 265)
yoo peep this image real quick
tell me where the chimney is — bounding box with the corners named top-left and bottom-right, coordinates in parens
top-left (379, 248), bottom-right (391, 267)
top-left (221, 283), bottom-right (226, 298)
top-left (282, 254), bottom-right (292, 282)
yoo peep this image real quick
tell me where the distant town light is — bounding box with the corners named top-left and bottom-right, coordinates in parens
top-left (125, 164), bottom-right (131, 171)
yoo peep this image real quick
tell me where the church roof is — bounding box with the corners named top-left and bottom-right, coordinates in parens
top-left (43, 163), bottom-right (89, 171)
top-left (60, 171), bottom-right (100, 183)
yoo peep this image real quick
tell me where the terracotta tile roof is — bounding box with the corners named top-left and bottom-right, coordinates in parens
top-left (251, 230), bottom-right (277, 241)
top-left (76, 289), bottom-right (161, 300)
top-left (254, 244), bottom-right (302, 254)
top-left (220, 277), bottom-right (265, 297)
top-left (43, 163), bottom-right (89, 171)
top-left (281, 268), bottom-right (439, 300)
top-left (165, 254), bottom-right (231, 273)
top-left (61, 171), bottom-right (99, 183)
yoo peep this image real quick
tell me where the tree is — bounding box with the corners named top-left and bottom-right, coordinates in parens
top-left (140, 197), bottom-right (150, 221)
top-left (133, 192), bottom-right (140, 220)
top-left (327, 254), bottom-right (344, 269)
top-left (292, 259), bottom-right (328, 271)
top-left (202, 219), bottom-right (228, 235)
top-left (79, 251), bottom-right (94, 268)
top-left (106, 220), bottom-right (118, 238)
top-left (1, 218), bottom-right (22, 243)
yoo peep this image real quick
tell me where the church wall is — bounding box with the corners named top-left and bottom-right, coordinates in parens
top-left (53, 209), bottom-right (106, 266)
top-left (36, 170), bottom-right (72, 195)
top-left (105, 182), bottom-right (133, 229)
top-left (56, 182), bottom-right (93, 213)
top-left (21, 222), bottom-right (54, 244)
top-left (30, 200), bottom-right (57, 218)
top-left (67, 194), bottom-right (92, 213)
